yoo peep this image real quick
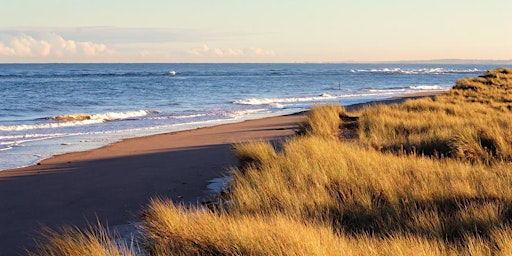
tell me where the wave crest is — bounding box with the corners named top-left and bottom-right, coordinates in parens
top-left (234, 93), bottom-right (338, 106)
top-left (50, 110), bottom-right (156, 122)
top-left (0, 110), bottom-right (156, 131)
top-left (409, 85), bottom-right (445, 90)
top-left (350, 68), bottom-right (480, 74)
top-left (51, 114), bottom-right (93, 122)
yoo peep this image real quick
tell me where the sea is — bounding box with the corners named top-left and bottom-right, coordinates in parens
top-left (0, 63), bottom-right (507, 171)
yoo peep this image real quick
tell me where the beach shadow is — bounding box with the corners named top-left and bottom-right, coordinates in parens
top-left (0, 143), bottom-right (241, 255)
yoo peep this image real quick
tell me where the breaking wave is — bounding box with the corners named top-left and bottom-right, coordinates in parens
top-left (50, 110), bottom-right (157, 122)
top-left (367, 85), bottom-right (447, 93)
top-left (146, 113), bottom-right (213, 121)
top-left (0, 110), bottom-right (157, 131)
top-left (234, 93), bottom-right (338, 106)
top-left (409, 85), bottom-right (445, 90)
top-left (235, 85), bottom-right (449, 107)
top-left (350, 68), bottom-right (480, 74)
top-left (224, 108), bottom-right (268, 118)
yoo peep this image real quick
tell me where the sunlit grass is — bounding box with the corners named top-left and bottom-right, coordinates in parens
top-left (298, 104), bottom-right (346, 138)
top-left (28, 223), bottom-right (136, 256)
top-left (229, 136), bottom-right (512, 238)
top-left (140, 198), bottom-right (512, 255)
top-left (358, 68), bottom-right (512, 162)
top-left (141, 198), bottom-right (347, 256)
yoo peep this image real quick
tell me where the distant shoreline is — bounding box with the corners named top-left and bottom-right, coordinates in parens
top-left (0, 60), bottom-right (511, 65)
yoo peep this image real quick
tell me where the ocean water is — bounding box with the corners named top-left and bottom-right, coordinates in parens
top-left (0, 63), bottom-right (503, 171)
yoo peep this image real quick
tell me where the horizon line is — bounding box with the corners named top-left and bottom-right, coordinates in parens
top-left (1, 59), bottom-right (512, 65)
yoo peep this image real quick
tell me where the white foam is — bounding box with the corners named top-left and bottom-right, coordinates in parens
top-left (409, 85), bottom-right (445, 90)
top-left (232, 92), bottom-right (404, 107)
top-left (0, 119), bottom-right (104, 131)
top-left (146, 113), bottom-right (216, 121)
top-left (0, 133), bottom-right (75, 149)
top-left (87, 110), bottom-right (157, 121)
top-left (367, 88), bottom-right (407, 93)
top-left (269, 103), bottom-right (285, 109)
top-left (0, 145), bottom-right (12, 151)
top-left (367, 85), bottom-right (448, 93)
top-left (234, 93), bottom-right (341, 106)
top-left (225, 109), bottom-right (268, 118)
top-left (0, 110), bottom-right (156, 131)
top-left (350, 68), bottom-right (480, 74)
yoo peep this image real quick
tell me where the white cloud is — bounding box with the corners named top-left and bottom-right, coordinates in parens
top-left (0, 27), bottom-right (246, 44)
top-left (188, 44), bottom-right (276, 58)
top-left (0, 33), bottom-right (113, 58)
top-left (0, 42), bottom-right (16, 56)
top-left (0, 30), bottom-right (279, 62)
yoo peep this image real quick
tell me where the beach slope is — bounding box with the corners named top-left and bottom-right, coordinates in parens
top-left (0, 114), bottom-right (302, 255)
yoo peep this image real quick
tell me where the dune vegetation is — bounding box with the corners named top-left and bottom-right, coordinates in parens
top-left (31, 68), bottom-right (512, 255)
top-left (28, 223), bottom-right (136, 256)
top-left (358, 68), bottom-right (512, 162)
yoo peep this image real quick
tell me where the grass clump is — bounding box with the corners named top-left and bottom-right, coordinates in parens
top-left (358, 68), bottom-right (512, 162)
top-left (228, 136), bottom-right (512, 240)
top-left (141, 198), bottom-right (347, 256)
top-left (298, 104), bottom-right (346, 138)
top-left (28, 223), bottom-right (135, 256)
top-left (233, 141), bottom-right (277, 169)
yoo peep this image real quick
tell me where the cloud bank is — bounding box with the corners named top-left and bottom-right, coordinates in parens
top-left (188, 44), bottom-right (276, 58)
top-left (0, 29), bottom-right (278, 62)
top-left (0, 33), bottom-right (113, 59)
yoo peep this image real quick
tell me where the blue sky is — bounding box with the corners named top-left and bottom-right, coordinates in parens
top-left (1, 0), bottom-right (511, 63)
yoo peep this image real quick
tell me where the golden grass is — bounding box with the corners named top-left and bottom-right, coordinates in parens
top-left (228, 136), bottom-right (512, 238)
top-left (232, 140), bottom-right (277, 169)
top-left (141, 198), bottom-right (347, 256)
top-left (28, 223), bottom-right (135, 256)
top-left (141, 198), bottom-right (512, 256)
top-left (31, 68), bottom-right (512, 256)
top-left (298, 104), bottom-right (346, 138)
top-left (358, 68), bottom-right (512, 162)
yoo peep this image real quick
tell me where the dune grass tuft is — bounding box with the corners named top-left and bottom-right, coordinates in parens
top-left (140, 198), bottom-right (348, 256)
top-left (232, 140), bottom-right (277, 169)
top-left (298, 104), bottom-right (346, 138)
top-left (28, 223), bottom-right (135, 256)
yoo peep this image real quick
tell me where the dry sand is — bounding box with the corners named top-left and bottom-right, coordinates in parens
top-left (0, 92), bottom-right (442, 255)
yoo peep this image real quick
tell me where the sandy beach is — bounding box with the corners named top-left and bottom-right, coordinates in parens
top-left (0, 112), bottom-right (303, 255)
top-left (0, 92), bottom-right (441, 255)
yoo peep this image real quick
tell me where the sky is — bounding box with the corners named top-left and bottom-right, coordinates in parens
top-left (0, 0), bottom-right (511, 63)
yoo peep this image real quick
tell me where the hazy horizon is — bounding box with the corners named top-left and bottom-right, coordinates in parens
top-left (1, 59), bottom-right (511, 65)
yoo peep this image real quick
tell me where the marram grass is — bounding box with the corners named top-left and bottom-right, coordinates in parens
top-left (298, 104), bottom-right (346, 138)
top-left (28, 223), bottom-right (136, 256)
top-left (139, 198), bottom-right (512, 256)
top-left (358, 68), bottom-right (512, 162)
top-left (229, 136), bottom-right (512, 238)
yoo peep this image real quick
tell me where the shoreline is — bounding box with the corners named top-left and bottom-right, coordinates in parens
top-left (1, 91), bottom-right (445, 173)
top-left (0, 112), bottom-right (304, 255)
top-left (0, 92), bottom-right (442, 255)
